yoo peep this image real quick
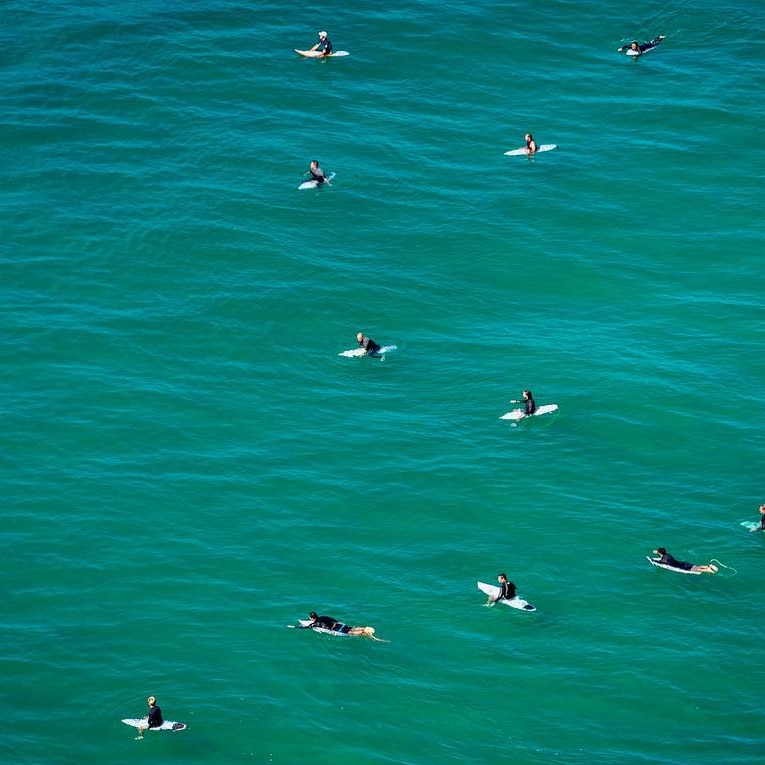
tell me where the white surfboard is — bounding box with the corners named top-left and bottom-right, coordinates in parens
top-left (339, 344), bottom-right (397, 358)
top-left (295, 49), bottom-right (350, 58)
top-left (477, 581), bottom-right (536, 612)
top-left (500, 403), bottom-right (558, 421)
top-left (645, 556), bottom-right (701, 575)
top-left (741, 521), bottom-right (762, 532)
top-left (122, 718), bottom-right (187, 732)
top-left (504, 143), bottom-right (557, 157)
top-left (298, 171), bottom-right (335, 190)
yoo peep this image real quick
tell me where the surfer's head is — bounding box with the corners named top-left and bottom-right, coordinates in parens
top-left (759, 505), bottom-right (765, 514)
top-left (497, 573), bottom-right (507, 582)
top-left (318, 31), bottom-right (327, 39)
top-left (309, 611), bottom-right (318, 620)
top-left (147, 696), bottom-right (156, 706)
top-left (655, 548), bottom-right (666, 556)
top-left (630, 42), bottom-right (639, 50)
top-left (357, 332), bottom-right (364, 342)
top-left (522, 389), bottom-right (532, 400)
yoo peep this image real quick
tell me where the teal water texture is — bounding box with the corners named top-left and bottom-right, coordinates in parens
top-left (3, 0), bottom-right (765, 763)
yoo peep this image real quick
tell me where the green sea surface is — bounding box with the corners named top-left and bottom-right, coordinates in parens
top-left (3, 1), bottom-right (764, 763)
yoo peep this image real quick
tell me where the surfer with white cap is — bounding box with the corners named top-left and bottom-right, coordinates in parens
top-left (308, 30), bottom-right (333, 57)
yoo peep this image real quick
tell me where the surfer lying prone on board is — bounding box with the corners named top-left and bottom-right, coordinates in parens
top-left (651, 548), bottom-right (718, 574)
top-left (617, 36), bottom-right (665, 56)
top-left (294, 611), bottom-right (385, 641)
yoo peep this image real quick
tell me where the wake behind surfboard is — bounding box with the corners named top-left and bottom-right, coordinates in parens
top-left (477, 581), bottom-right (536, 612)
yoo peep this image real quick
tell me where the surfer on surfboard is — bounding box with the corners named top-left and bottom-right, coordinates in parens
top-left (650, 548), bottom-right (718, 574)
top-left (486, 573), bottom-right (517, 605)
top-left (308, 30), bottom-right (333, 57)
top-left (305, 160), bottom-right (331, 187)
top-left (356, 332), bottom-right (381, 356)
top-left (294, 611), bottom-right (385, 641)
top-left (519, 390), bottom-right (536, 416)
top-left (750, 504), bottom-right (765, 532)
top-left (524, 133), bottom-right (538, 156)
top-left (617, 36), bottom-right (665, 56)
top-left (135, 696), bottom-right (163, 739)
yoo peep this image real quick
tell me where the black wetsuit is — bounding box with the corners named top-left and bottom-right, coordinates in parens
top-left (658, 552), bottom-right (693, 571)
top-left (147, 705), bottom-right (164, 729)
top-left (302, 615), bottom-right (350, 633)
top-left (498, 580), bottom-right (517, 600)
top-left (310, 166), bottom-right (327, 185)
top-left (359, 336), bottom-right (382, 355)
top-left (318, 37), bottom-right (333, 56)
top-left (524, 395), bottom-right (536, 416)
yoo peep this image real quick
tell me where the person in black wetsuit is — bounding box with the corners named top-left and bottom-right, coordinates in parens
top-left (618, 36), bottom-right (665, 56)
top-left (357, 332), bottom-right (382, 356)
top-left (751, 504), bottom-right (765, 532)
top-left (487, 573), bottom-right (517, 605)
top-left (524, 133), bottom-right (538, 156)
top-left (306, 160), bottom-right (331, 186)
top-left (522, 390), bottom-right (536, 416)
top-left (136, 696), bottom-right (163, 739)
top-left (651, 548), bottom-right (718, 574)
top-left (296, 612), bottom-right (384, 640)
top-left (308, 31), bottom-right (333, 57)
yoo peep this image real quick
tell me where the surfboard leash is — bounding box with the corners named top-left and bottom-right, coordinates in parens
top-left (710, 559), bottom-right (737, 576)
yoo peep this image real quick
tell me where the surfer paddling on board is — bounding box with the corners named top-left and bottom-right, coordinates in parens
top-left (651, 548), bottom-right (718, 574)
top-left (306, 160), bottom-right (331, 186)
top-left (524, 133), bottom-right (538, 156)
top-left (617, 35), bottom-right (665, 56)
top-left (295, 611), bottom-right (385, 641)
top-left (135, 696), bottom-right (163, 739)
top-left (487, 573), bottom-right (517, 605)
top-left (308, 30), bottom-right (333, 57)
top-left (357, 332), bottom-right (381, 356)
top-left (750, 504), bottom-right (765, 532)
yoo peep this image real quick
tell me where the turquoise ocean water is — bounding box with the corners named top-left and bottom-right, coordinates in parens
top-left (3, 1), bottom-right (765, 763)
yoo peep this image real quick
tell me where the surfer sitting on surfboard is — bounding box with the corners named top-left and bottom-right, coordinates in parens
top-left (306, 160), bottom-right (331, 186)
top-left (617, 36), bottom-right (665, 56)
top-left (308, 31), bottom-right (333, 57)
top-left (487, 573), bottom-right (517, 605)
top-left (524, 133), bottom-right (537, 156)
top-left (297, 611), bottom-right (384, 640)
top-left (651, 548), bottom-right (718, 574)
top-left (750, 504), bottom-right (765, 532)
top-left (135, 696), bottom-right (163, 739)
top-left (521, 389), bottom-right (536, 416)
top-left (357, 332), bottom-right (381, 356)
